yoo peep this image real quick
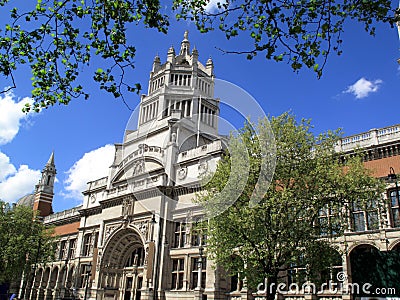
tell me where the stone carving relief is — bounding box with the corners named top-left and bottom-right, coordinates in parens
top-left (133, 221), bottom-right (149, 241)
top-left (132, 160), bottom-right (145, 177)
top-left (90, 194), bottom-right (96, 203)
top-left (198, 160), bottom-right (208, 175)
top-left (104, 224), bottom-right (120, 242)
top-left (177, 166), bottom-right (187, 180)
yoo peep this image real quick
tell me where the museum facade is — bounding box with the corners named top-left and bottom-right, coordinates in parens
top-left (18, 32), bottom-right (400, 300)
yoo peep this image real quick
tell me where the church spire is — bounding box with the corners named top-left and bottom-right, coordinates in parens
top-left (47, 151), bottom-right (55, 166)
top-left (34, 152), bottom-right (56, 217)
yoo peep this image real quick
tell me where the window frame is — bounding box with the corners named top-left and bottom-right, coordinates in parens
top-left (171, 258), bottom-right (185, 290)
top-left (173, 222), bottom-right (186, 248)
top-left (389, 189), bottom-right (400, 228)
top-left (190, 257), bottom-right (206, 290)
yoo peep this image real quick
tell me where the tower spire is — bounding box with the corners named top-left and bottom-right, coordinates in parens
top-left (47, 151), bottom-right (55, 166)
top-left (34, 152), bottom-right (57, 217)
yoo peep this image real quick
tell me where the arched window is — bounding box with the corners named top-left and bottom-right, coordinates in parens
top-left (124, 247), bottom-right (145, 267)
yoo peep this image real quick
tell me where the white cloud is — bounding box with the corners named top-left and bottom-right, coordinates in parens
top-left (0, 151), bottom-right (41, 203)
top-left (0, 152), bottom-right (17, 181)
top-left (204, 0), bottom-right (227, 12)
top-left (0, 90), bottom-right (35, 145)
top-left (344, 77), bottom-right (383, 99)
top-left (63, 144), bottom-right (115, 201)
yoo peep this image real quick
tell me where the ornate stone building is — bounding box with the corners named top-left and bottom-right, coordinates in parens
top-left (19, 32), bottom-right (400, 300)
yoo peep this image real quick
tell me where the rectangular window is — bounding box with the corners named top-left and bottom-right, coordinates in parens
top-left (82, 234), bottom-right (93, 257)
top-left (59, 240), bottom-right (67, 260)
top-left (186, 100), bottom-right (191, 117)
top-left (318, 205), bottom-right (339, 236)
top-left (367, 210), bottom-right (379, 230)
top-left (390, 190), bottom-right (400, 227)
top-left (191, 221), bottom-right (207, 247)
top-left (69, 239), bottom-right (76, 259)
top-left (171, 258), bottom-right (185, 290)
top-left (352, 202), bottom-right (365, 232)
top-left (352, 200), bottom-right (380, 232)
top-left (174, 222), bottom-right (186, 248)
top-left (190, 258), bottom-right (206, 289)
top-left (79, 264), bottom-right (92, 288)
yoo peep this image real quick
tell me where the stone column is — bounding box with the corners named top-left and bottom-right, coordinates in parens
top-left (37, 273), bottom-right (46, 300)
top-left (342, 252), bottom-right (352, 300)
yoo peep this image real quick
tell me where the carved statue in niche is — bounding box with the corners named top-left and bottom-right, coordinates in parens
top-left (133, 160), bottom-right (145, 176)
top-left (171, 132), bottom-right (177, 143)
top-left (144, 245), bottom-right (149, 266)
top-left (177, 166), bottom-right (187, 180)
top-left (122, 196), bottom-right (134, 220)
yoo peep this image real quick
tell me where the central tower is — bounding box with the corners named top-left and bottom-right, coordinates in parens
top-left (134, 31), bottom-right (219, 148)
top-left (118, 31), bottom-right (222, 188)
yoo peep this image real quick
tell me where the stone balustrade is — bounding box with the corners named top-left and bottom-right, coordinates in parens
top-left (43, 206), bottom-right (81, 224)
top-left (178, 140), bottom-right (223, 163)
top-left (86, 176), bottom-right (108, 191)
top-left (336, 124), bottom-right (400, 152)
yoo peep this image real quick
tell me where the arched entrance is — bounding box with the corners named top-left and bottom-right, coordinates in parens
top-left (100, 227), bottom-right (146, 300)
top-left (350, 244), bottom-right (400, 297)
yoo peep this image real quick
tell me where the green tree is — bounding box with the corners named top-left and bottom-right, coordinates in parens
top-left (176, 0), bottom-right (399, 76)
top-left (196, 113), bottom-right (384, 299)
top-left (0, 201), bottom-right (56, 285)
top-left (0, 0), bottom-right (398, 111)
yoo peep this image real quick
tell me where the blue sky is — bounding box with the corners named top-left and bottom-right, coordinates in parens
top-left (0, 3), bottom-right (399, 212)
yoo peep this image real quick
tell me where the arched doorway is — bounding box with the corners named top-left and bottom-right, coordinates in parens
top-left (350, 244), bottom-right (400, 297)
top-left (100, 228), bottom-right (146, 300)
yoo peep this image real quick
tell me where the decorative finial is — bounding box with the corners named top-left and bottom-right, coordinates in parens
top-left (184, 30), bottom-right (189, 40)
top-left (168, 45), bottom-right (175, 53)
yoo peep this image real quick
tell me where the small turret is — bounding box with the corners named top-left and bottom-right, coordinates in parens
top-left (192, 45), bottom-right (199, 62)
top-left (206, 56), bottom-right (214, 75)
top-left (167, 45), bottom-right (175, 63)
top-left (152, 54), bottom-right (161, 72)
top-left (179, 30), bottom-right (190, 56)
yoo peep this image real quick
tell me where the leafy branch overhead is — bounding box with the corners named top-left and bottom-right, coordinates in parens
top-left (175, 0), bottom-right (399, 76)
top-left (0, 0), bottom-right (398, 111)
top-left (0, 0), bottom-right (169, 112)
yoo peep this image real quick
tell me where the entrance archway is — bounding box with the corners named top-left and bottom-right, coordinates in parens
top-left (350, 244), bottom-right (400, 297)
top-left (100, 227), bottom-right (146, 300)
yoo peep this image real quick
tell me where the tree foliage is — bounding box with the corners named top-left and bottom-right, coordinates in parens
top-left (0, 0), bottom-right (169, 112)
top-left (0, 0), bottom-right (398, 111)
top-left (176, 0), bottom-right (399, 77)
top-left (0, 201), bottom-right (56, 284)
top-left (196, 113), bottom-right (384, 299)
